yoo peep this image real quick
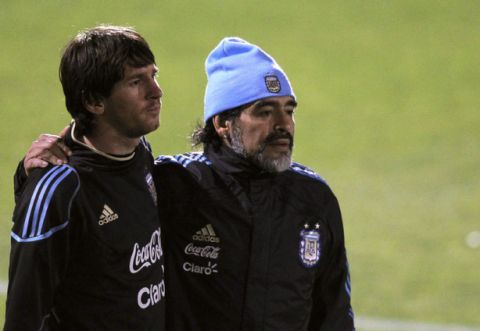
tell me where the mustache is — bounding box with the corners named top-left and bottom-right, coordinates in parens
top-left (264, 131), bottom-right (294, 147)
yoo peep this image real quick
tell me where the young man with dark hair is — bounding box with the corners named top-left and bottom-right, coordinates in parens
top-left (4, 25), bottom-right (165, 330)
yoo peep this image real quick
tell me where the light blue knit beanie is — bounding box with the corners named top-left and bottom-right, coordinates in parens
top-left (204, 37), bottom-right (295, 122)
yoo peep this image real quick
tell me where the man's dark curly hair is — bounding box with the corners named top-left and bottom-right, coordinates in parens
top-left (191, 103), bottom-right (254, 150)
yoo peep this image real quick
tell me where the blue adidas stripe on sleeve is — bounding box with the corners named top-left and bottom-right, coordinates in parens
top-left (155, 152), bottom-right (212, 168)
top-left (289, 162), bottom-right (327, 184)
top-left (13, 165), bottom-right (80, 242)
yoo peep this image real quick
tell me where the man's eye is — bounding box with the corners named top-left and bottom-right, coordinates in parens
top-left (258, 109), bottom-right (272, 116)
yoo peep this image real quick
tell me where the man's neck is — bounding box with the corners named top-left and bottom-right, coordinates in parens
top-left (83, 128), bottom-right (140, 155)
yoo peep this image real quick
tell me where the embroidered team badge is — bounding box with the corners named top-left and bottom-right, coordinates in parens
top-left (145, 172), bottom-right (158, 206)
top-left (264, 75), bottom-right (281, 93)
top-left (299, 223), bottom-right (321, 267)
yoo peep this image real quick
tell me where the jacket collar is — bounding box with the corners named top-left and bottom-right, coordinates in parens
top-left (205, 144), bottom-right (273, 178)
top-left (64, 122), bottom-right (148, 171)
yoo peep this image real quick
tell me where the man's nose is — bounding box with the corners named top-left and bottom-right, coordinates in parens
top-left (274, 112), bottom-right (294, 132)
top-left (149, 79), bottom-right (163, 99)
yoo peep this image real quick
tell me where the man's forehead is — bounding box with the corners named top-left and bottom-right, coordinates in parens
top-left (123, 63), bottom-right (157, 76)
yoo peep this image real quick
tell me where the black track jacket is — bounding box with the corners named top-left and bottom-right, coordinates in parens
top-left (155, 145), bottom-right (355, 331)
top-left (5, 127), bottom-right (165, 331)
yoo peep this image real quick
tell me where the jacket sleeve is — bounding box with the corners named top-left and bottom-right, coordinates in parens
top-left (309, 193), bottom-right (355, 331)
top-left (4, 165), bottom-right (80, 331)
top-left (13, 159), bottom-right (28, 205)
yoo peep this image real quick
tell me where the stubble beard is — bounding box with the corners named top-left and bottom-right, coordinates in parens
top-left (230, 126), bottom-right (293, 173)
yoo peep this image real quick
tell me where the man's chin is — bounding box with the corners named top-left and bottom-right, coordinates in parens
top-left (256, 153), bottom-right (292, 173)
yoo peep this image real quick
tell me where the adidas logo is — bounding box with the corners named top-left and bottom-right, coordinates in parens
top-left (192, 224), bottom-right (220, 243)
top-left (98, 204), bottom-right (119, 226)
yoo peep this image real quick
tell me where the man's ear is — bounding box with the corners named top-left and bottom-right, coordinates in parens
top-left (83, 93), bottom-right (105, 115)
top-left (212, 115), bottom-right (230, 141)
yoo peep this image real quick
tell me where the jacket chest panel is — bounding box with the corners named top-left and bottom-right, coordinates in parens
top-left (232, 179), bottom-right (330, 281)
top-left (71, 174), bottom-right (161, 270)
top-left (165, 192), bottom-right (250, 275)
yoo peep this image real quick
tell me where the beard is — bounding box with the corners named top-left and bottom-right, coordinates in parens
top-left (230, 126), bottom-right (293, 173)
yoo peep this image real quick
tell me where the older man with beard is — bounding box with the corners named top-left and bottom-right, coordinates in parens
top-left (155, 37), bottom-right (355, 331)
top-left (17, 37), bottom-right (355, 331)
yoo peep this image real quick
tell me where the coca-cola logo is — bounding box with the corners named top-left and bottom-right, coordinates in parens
top-left (129, 228), bottom-right (163, 274)
top-left (184, 243), bottom-right (220, 259)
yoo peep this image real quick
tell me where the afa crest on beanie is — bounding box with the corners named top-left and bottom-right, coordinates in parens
top-left (204, 37), bottom-right (295, 121)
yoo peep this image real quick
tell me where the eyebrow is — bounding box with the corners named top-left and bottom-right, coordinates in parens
top-left (254, 99), bottom-right (298, 109)
top-left (125, 66), bottom-right (158, 80)
top-left (288, 100), bottom-right (298, 108)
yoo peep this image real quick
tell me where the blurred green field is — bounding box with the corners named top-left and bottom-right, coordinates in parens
top-left (0, 0), bottom-right (479, 328)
